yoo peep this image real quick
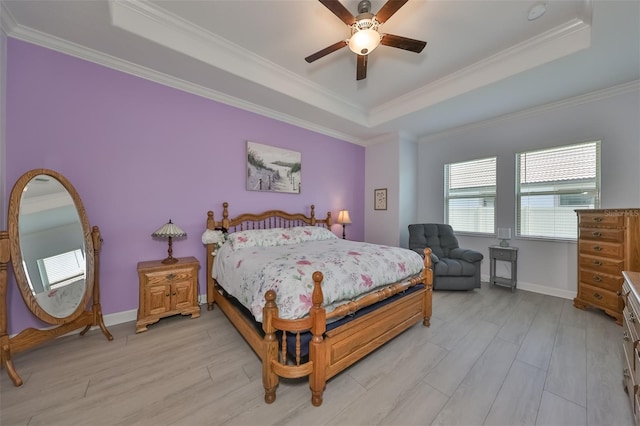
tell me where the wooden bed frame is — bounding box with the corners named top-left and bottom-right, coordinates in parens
top-left (205, 202), bottom-right (432, 407)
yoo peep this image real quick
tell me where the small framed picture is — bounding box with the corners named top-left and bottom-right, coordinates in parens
top-left (374, 188), bottom-right (387, 210)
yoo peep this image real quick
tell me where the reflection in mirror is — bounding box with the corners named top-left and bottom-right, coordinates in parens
top-left (19, 175), bottom-right (86, 318)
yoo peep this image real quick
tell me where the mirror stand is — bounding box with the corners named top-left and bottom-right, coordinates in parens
top-left (0, 227), bottom-right (113, 387)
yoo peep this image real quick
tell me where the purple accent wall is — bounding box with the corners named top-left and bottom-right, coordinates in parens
top-left (5, 39), bottom-right (365, 333)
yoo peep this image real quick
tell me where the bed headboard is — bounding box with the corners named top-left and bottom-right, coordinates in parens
top-left (206, 202), bottom-right (332, 232)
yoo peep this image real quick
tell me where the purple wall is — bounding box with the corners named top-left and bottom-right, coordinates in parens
top-left (5, 39), bottom-right (365, 334)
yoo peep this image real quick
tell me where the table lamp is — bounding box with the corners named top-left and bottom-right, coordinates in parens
top-left (152, 219), bottom-right (187, 264)
top-left (337, 210), bottom-right (352, 240)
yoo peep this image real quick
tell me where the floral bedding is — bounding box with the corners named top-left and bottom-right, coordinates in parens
top-left (212, 228), bottom-right (424, 322)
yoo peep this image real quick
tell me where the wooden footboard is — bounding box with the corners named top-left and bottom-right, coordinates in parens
top-left (204, 204), bottom-right (433, 406)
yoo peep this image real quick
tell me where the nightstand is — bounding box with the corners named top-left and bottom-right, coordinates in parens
top-left (136, 256), bottom-right (200, 333)
top-left (489, 246), bottom-right (518, 291)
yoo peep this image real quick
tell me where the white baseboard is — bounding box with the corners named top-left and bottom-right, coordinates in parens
top-left (103, 308), bottom-right (137, 327)
top-left (481, 274), bottom-right (575, 300)
top-left (101, 293), bottom-right (209, 328)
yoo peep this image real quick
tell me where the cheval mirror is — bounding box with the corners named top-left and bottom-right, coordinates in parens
top-left (0, 168), bottom-right (112, 386)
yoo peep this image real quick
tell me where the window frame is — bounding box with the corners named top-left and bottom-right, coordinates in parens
top-left (444, 156), bottom-right (497, 236)
top-left (515, 140), bottom-right (601, 242)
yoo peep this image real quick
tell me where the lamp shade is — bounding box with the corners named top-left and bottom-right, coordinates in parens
top-left (337, 210), bottom-right (352, 224)
top-left (152, 220), bottom-right (186, 264)
top-left (348, 28), bottom-right (381, 55)
top-left (152, 220), bottom-right (186, 239)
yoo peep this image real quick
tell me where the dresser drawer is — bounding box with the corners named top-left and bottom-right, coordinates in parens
top-left (578, 241), bottom-right (624, 259)
top-left (580, 284), bottom-right (620, 311)
top-left (624, 311), bottom-right (638, 369)
top-left (579, 255), bottom-right (625, 275)
top-left (579, 212), bottom-right (625, 227)
top-left (623, 346), bottom-right (637, 417)
top-left (626, 292), bottom-right (640, 340)
top-left (579, 269), bottom-right (624, 292)
top-left (579, 227), bottom-right (625, 243)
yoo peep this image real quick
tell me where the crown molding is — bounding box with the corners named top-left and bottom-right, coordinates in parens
top-left (0, 1), bottom-right (17, 35)
top-left (109, 0), bottom-right (369, 126)
top-left (371, 18), bottom-right (592, 126)
top-left (419, 79), bottom-right (640, 143)
top-left (5, 20), bottom-right (363, 146)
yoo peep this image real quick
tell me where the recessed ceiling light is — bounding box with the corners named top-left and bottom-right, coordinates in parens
top-left (528, 3), bottom-right (547, 21)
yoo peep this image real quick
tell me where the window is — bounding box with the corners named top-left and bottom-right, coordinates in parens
top-left (444, 157), bottom-right (496, 234)
top-left (37, 249), bottom-right (85, 291)
top-left (516, 140), bottom-right (600, 240)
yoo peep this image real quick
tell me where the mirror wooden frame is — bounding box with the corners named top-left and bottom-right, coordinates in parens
top-left (0, 168), bottom-right (112, 386)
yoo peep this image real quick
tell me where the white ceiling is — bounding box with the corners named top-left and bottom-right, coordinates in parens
top-left (2, 0), bottom-right (639, 145)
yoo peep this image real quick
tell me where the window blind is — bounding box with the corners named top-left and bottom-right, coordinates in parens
top-left (516, 141), bottom-right (600, 240)
top-left (445, 157), bottom-right (496, 234)
top-left (37, 249), bottom-right (85, 290)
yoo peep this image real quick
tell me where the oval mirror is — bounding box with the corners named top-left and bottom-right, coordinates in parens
top-left (8, 169), bottom-right (94, 323)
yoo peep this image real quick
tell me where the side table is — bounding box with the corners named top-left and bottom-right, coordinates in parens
top-left (489, 246), bottom-right (518, 291)
top-left (136, 256), bottom-right (200, 333)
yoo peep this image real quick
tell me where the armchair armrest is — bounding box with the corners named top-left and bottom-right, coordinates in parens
top-left (449, 248), bottom-right (483, 263)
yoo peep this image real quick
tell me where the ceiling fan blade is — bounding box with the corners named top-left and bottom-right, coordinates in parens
top-left (319, 0), bottom-right (356, 25)
top-left (380, 34), bottom-right (427, 53)
top-left (305, 40), bottom-right (348, 63)
top-left (375, 0), bottom-right (409, 24)
top-left (356, 54), bottom-right (368, 80)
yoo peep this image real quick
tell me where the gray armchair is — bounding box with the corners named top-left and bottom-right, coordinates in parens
top-left (408, 223), bottom-right (483, 291)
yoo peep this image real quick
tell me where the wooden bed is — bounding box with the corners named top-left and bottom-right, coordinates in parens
top-left (204, 202), bottom-right (433, 407)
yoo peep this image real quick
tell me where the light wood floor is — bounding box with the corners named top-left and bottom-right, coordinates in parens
top-left (1, 282), bottom-right (634, 426)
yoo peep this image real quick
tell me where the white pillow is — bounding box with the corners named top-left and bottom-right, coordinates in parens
top-left (228, 226), bottom-right (336, 250)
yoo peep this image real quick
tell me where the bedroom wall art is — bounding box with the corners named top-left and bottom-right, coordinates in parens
top-left (247, 141), bottom-right (301, 193)
top-left (374, 188), bottom-right (387, 210)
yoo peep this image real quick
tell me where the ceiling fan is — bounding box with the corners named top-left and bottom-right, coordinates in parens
top-left (305, 0), bottom-right (427, 81)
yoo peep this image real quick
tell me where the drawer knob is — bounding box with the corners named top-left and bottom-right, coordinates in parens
top-left (592, 231), bottom-right (602, 237)
top-left (624, 331), bottom-right (631, 342)
top-left (594, 292), bottom-right (603, 300)
top-left (593, 260), bottom-right (603, 266)
top-left (593, 246), bottom-right (602, 251)
top-left (166, 293), bottom-right (170, 297)
top-left (593, 275), bottom-right (602, 282)
top-left (630, 312), bottom-right (636, 323)
top-left (166, 273), bottom-right (177, 280)
top-left (172, 292), bottom-right (176, 296)
top-left (594, 217), bottom-right (603, 222)
top-left (617, 290), bottom-right (622, 296)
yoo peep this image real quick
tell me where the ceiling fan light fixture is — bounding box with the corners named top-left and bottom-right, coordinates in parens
top-left (348, 28), bottom-right (381, 55)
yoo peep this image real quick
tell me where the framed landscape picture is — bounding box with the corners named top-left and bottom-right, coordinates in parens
top-left (374, 188), bottom-right (387, 210)
top-left (246, 141), bottom-right (301, 193)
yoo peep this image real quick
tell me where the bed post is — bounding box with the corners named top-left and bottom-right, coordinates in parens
top-left (422, 248), bottom-right (433, 327)
top-left (262, 290), bottom-right (279, 404)
top-left (221, 202), bottom-right (230, 230)
top-left (206, 210), bottom-right (216, 311)
top-left (309, 271), bottom-right (326, 406)
top-left (310, 205), bottom-right (316, 226)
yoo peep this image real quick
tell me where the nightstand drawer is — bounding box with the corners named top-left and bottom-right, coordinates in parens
top-left (144, 268), bottom-right (194, 286)
top-left (490, 248), bottom-right (517, 261)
